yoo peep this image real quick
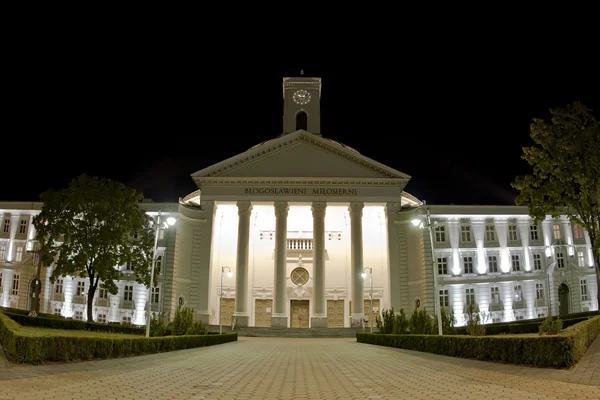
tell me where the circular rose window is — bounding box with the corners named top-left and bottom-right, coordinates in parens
top-left (291, 267), bottom-right (309, 285)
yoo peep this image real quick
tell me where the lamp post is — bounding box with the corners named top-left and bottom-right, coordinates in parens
top-left (146, 210), bottom-right (177, 338)
top-left (411, 201), bottom-right (443, 336)
top-left (220, 266), bottom-right (233, 334)
top-left (361, 267), bottom-right (373, 333)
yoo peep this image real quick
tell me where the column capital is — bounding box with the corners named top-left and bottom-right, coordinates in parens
top-left (311, 202), bottom-right (327, 217)
top-left (274, 201), bottom-right (289, 217)
top-left (237, 200), bottom-right (253, 217)
top-left (384, 202), bottom-right (401, 216)
top-left (201, 200), bottom-right (215, 214)
top-left (348, 202), bottom-right (364, 218)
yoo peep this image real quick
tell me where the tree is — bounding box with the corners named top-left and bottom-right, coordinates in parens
top-left (32, 174), bottom-right (155, 322)
top-left (512, 101), bottom-right (600, 307)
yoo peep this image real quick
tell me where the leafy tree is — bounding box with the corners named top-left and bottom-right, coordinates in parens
top-left (512, 101), bottom-right (600, 307)
top-left (32, 174), bottom-right (155, 322)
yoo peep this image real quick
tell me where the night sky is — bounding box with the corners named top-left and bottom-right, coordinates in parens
top-left (4, 48), bottom-right (599, 206)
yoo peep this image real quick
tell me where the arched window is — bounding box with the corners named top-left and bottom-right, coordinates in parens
top-left (296, 111), bottom-right (307, 131)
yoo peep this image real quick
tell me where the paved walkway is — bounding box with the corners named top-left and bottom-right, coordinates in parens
top-left (0, 336), bottom-right (598, 400)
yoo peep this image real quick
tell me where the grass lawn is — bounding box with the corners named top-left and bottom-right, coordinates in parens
top-left (10, 324), bottom-right (145, 339)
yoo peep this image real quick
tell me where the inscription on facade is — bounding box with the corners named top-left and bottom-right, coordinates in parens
top-left (244, 187), bottom-right (357, 195)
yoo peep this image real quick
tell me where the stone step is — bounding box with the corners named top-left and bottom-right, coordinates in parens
top-left (207, 325), bottom-right (377, 337)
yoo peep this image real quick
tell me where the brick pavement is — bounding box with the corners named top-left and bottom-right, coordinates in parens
top-left (0, 337), bottom-right (598, 399)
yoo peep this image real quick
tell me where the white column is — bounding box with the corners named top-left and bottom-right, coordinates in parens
top-left (234, 200), bottom-right (252, 327)
top-left (349, 202), bottom-right (364, 327)
top-left (311, 202), bottom-right (327, 327)
top-left (272, 201), bottom-right (289, 328)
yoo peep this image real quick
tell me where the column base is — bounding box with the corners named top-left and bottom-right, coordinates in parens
top-left (271, 316), bottom-right (288, 328)
top-left (310, 317), bottom-right (328, 328)
top-left (195, 311), bottom-right (210, 325)
top-left (233, 315), bottom-right (249, 327)
top-left (350, 314), bottom-right (365, 328)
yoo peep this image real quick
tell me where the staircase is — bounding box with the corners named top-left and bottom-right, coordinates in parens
top-left (207, 325), bottom-right (375, 338)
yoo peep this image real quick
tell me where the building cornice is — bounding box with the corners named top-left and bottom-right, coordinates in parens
top-left (195, 177), bottom-right (407, 186)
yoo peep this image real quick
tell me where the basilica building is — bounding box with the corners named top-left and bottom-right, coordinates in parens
top-left (0, 76), bottom-right (597, 328)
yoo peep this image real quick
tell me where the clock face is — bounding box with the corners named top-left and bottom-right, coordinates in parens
top-left (293, 89), bottom-right (311, 105)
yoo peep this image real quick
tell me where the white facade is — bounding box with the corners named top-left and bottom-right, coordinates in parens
top-left (1, 76), bottom-right (597, 328)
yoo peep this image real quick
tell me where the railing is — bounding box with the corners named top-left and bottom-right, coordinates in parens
top-left (287, 239), bottom-right (313, 250)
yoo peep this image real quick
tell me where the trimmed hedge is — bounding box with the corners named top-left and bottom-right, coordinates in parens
top-left (3, 312), bottom-right (144, 335)
top-left (454, 311), bottom-right (600, 335)
top-left (0, 313), bottom-right (237, 364)
top-left (356, 315), bottom-right (600, 368)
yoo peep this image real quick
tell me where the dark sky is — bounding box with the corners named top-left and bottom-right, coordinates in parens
top-left (4, 43), bottom-right (599, 206)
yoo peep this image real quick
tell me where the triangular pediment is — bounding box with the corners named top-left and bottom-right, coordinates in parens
top-left (191, 130), bottom-right (411, 182)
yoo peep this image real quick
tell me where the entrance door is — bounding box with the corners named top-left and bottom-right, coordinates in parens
top-left (255, 299), bottom-right (273, 327)
top-left (363, 298), bottom-right (380, 327)
top-left (220, 298), bottom-right (235, 326)
top-left (327, 300), bottom-right (344, 328)
top-left (558, 283), bottom-right (570, 316)
top-left (290, 300), bottom-right (309, 328)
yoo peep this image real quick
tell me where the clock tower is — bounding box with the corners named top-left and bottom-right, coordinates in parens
top-left (282, 76), bottom-right (321, 136)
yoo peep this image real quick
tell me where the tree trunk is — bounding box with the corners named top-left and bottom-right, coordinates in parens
top-left (33, 254), bottom-right (43, 313)
top-left (87, 283), bottom-right (96, 322)
top-left (595, 249), bottom-right (600, 312)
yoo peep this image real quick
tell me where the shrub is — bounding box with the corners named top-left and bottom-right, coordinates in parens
top-left (433, 307), bottom-right (456, 335)
top-left (150, 313), bottom-right (168, 337)
top-left (465, 303), bottom-right (485, 336)
top-left (393, 309), bottom-right (409, 334)
top-left (172, 304), bottom-right (194, 336)
top-left (539, 313), bottom-right (563, 335)
top-left (376, 308), bottom-right (395, 334)
top-left (409, 306), bottom-right (433, 334)
top-left (187, 321), bottom-right (208, 335)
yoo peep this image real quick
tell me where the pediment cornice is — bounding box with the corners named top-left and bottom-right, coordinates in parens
top-left (191, 130), bottom-right (411, 181)
top-left (195, 177), bottom-right (405, 186)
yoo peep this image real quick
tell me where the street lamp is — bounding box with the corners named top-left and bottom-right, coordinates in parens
top-left (411, 200), bottom-right (443, 336)
top-left (146, 210), bottom-right (177, 338)
top-left (220, 266), bottom-right (233, 334)
top-left (361, 267), bottom-right (373, 333)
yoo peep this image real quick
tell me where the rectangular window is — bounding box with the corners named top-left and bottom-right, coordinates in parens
top-left (536, 283), bottom-right (544, 300)
top-left (578, 251), bottom-right (585, 267)
top-left (533, 254), bottom-right (542, 270)
top-left (461, 225), bottom-right (472, 242)
top-left (465, 288), bottom-right (475, 306)
top-left (12, 274), bottom-right (20, 295)
top-left (156, 255), bottom-right (163, 275)
top-left (55, 279), bottom-right (63, 294)
top-left (435, 226), bottom-right (445, 242)
top-left (553, 224), bottom-right (561, 240)
top-left (125, 262), bottom-right (133, 271)
top-left (490, 286), bottom-right (500, 304)
top-left (151, 287), bottom-right (160, 303)
top-left (508, 225), bottom-right (518, 241)
top-left (19, 219), bottom-right (27, 234)
top-left (485, 225), bottom-right (496, 241)
top-left (0, 243), bottom-right (5, 260)
top-left (54, 306), bottom-right (61, 316)
top-left (557, 253), bottom-right (565, 268)
top-left (74, 311), bottom-right (83, 320)
top-left (581, 279), bottom-right (588, 301)
top-left (122, 316), bottom-right (132, 324)
top-left (530, 225), bottom-right (539, 240)
top-left (439, 289), bottom-right (449, 308)
top-left (463, 256), bottom-right (474, 274)
top-left (97, 313), bottom-right (107, 323)
top-left (511, 255), bottom-right (521, 272)
top-left (514, 285), bottom-right (523, 302)
top-left (488, 255), bottom-right (498, 273)
top-left (124, 285), bottom-right (133, 301)
top-left (574, 224), bottom-right (584, 239)
top-left (99, 288), bottom-right (108, 299)
top-left (15, 246), bottom-right (23, 262)
top-left (437, 257), bottom-right (448, 275)
top-left (2, 219), bottom-right (9, 233)
top-left (76, 281), bottom-right (85, 296)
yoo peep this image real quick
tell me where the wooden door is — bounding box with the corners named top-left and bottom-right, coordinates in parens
top-left (220, 298), bottom-right (235, 326)
top-left (327, 300), bottom-right (345, 328)
top-left (290, 300), bottom-right (309, 328)
top-left (255, 299), bottom-right (273, 327)
top-left (363, 298), bottom-right (380, 326)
